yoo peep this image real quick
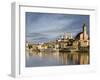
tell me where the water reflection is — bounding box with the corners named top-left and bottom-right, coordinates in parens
top-left (26, 51), bottom-right (89, 67)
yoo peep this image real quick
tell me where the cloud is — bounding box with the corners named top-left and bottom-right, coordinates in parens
top-left (26, 33), bottom-right (47, 37)
top-left (26, 12), bottom-right (89, 43)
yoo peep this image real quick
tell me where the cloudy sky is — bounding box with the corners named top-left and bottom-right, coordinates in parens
top-left (25, 12), bottom-right (89, 43)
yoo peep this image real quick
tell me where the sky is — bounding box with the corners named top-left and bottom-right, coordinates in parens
top-left (25, 12), bottom-right (89, 43)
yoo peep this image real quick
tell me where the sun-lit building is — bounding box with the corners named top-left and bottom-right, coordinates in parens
top-left (63, 32), bottom-right (73, 39)
top-left (55, 32), bottom-right (73, 51)
top-left (75, 24), bottom-right (89, 48)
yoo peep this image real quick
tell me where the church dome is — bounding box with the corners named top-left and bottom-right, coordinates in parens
top-left (75, 23), bottom-right (89, 41)
top-left (75, 32), bottom-right (88, 41)
top-left (75, 32), bottom-right (83, 40)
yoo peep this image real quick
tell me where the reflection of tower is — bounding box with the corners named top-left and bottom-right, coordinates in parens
top-left (80, 53), bottom-right (89, 64)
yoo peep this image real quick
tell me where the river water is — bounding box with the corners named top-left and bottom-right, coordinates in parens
top-left (25, 51), bottom-right (89, 67)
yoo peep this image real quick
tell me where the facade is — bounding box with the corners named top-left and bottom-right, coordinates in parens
top-left (55, 33), bottom-right (73, 51)
top-left (79, 24), bottom-right (89, 47)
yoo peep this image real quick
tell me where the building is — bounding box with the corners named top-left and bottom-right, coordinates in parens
top-left (55, 32), bottom-right (73, 51)
top-left (26, 24), bottom-right (89, 52)
top-left (63, 32), bottom-right (73, 39)
top-left (74, 24), bottom-right (89, 51)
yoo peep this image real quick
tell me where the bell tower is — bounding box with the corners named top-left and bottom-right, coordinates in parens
top-left (83, 23), bottom-right (88, 40)
top-left (83, 23), bottom-right (87, 34)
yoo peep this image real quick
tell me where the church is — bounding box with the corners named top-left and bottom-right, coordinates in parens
top-left (75, 24), bottom-right (89, 48)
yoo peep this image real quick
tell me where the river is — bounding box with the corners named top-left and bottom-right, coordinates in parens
top-left (25, 51), bottom-right (89, 67)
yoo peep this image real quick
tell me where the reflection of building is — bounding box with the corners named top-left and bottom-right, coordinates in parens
top-left (80, 53), bottom-right (89, 64)
top-left (59, 52), bottom-right (68, 64)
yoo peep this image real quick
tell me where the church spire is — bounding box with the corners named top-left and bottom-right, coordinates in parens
top-left (83, 23), bottom-right (87, 34)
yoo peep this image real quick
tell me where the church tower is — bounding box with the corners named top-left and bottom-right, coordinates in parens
top-left (83, 24), bottom-right (87, 34)
top-left (83, 24), bottom-right (87, 40)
